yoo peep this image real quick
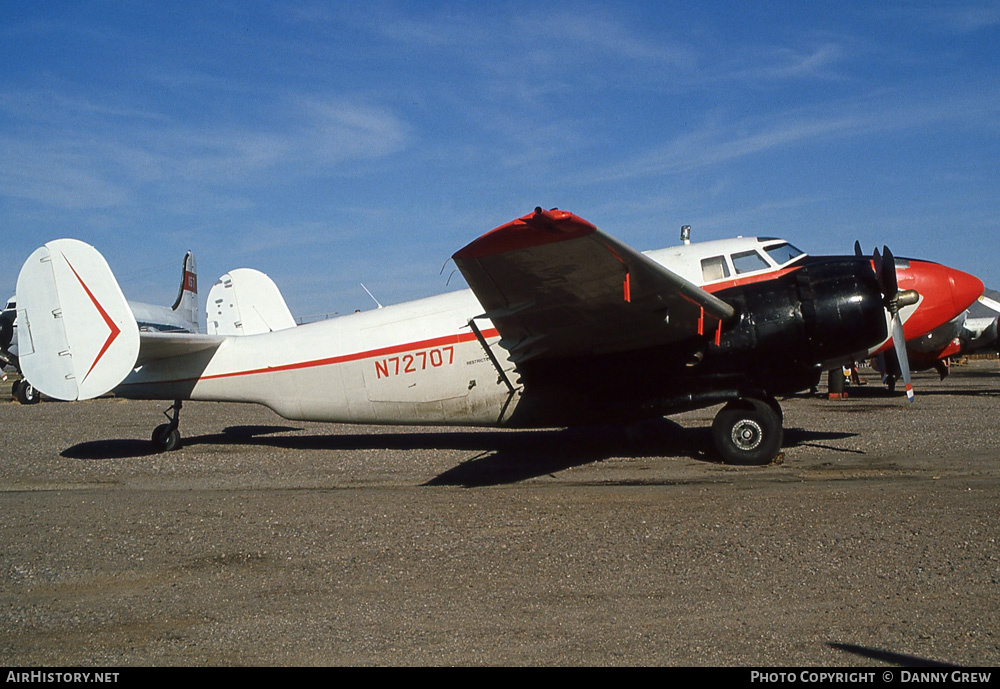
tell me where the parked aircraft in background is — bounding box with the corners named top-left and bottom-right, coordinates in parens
top-left (12, 209), bottom-right (983, 464)
top-left (0, 296), bottom-right (17, 392)
top-left (0, 295), bottom-right (15, 365)
top-left (2, 252), bottom-right (198, 404)
top-left (900, 293), bottom-right (1000, 381)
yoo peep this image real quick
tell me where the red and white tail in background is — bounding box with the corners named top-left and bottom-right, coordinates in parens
top-left (16, 239), bottom-right (140, 401)
top-left (171, 251), bottom-right (199, 331)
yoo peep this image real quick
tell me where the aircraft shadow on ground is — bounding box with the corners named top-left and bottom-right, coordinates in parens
top-left (828, 642), bottom-right (959, 668)
top-left (61, 425), bottom-right (302, 460)
top-left (61, 420), bottom-right (858, 487)
top-left (902, 388), bottom-right (1000, 398)
top-left (791, 385), bottom-right (1000, 400)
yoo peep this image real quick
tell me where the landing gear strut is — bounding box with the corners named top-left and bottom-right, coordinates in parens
top-left (711, 397), bottom-right (783, 465)
top-left (151, 400), bottom-right (182, 452)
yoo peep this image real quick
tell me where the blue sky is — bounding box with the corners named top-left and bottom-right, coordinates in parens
top-left (2, 2), bottom-right (998, 320)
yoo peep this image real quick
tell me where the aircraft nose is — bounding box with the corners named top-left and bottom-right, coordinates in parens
top-left (948, 267), bottom-right (984, 314)
top-left (896, 259), bottom-right (984, 343)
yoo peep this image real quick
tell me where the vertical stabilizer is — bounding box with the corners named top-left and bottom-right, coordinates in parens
top-left (171, 251), bottom-right (199, 331)
top-left (16, 239), bottom-right (140, 400)
top-left (207, 268), bottom-right (296, 335)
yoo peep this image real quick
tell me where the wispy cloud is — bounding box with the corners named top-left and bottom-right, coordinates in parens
top-left (0, 88), bottom-right (413, 214)
top-left (590, 86), bottom-right (1000, 185)
top-left (0, 136), bottom-right (132, 209)
top-left (592, 112), bottom-right (870, 183)
top-left (722, 42), bottom-right (850, 82)
top-left (914, 3), bottom-right (1000, 33)
top-left (510, 9), bottom-right (696, 68)
top-left (296, 98), bottom-right (412, 164)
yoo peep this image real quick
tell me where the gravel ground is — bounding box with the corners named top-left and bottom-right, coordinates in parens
top-left (1, 361), bottom-right (998, 666)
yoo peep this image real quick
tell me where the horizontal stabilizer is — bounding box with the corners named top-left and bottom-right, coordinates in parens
top-left (136, 331), bottom-right (226, 367)
top-left (207, 268), bottom-right (296, 336)
top-left (16, 239), bottom-right (140, 400)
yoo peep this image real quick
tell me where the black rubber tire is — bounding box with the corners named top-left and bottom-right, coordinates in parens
top-left (14, 379), bottom-right (40, 405)
top-left (711, 399), bottom-right (783, 465)
top-left (151, 423), bottom-right (181, 452)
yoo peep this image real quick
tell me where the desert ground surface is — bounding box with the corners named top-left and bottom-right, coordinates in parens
top-left (1, 361), bottom-right (998, 666)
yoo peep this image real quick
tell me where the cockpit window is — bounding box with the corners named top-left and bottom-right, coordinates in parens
top-left (894, 258), bottom-right (910, 270)
top-left (701, 255), bottom-right (731, 282)
top-left (763, 242), bottom-right (804, 266)
top-left (732, 250), bottom-right (770, 274)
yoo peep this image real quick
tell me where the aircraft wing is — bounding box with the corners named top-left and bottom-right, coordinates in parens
top-left (136, 332), bottom-right (226, 367)
top-left (453, 208), bottom-right (735, 362)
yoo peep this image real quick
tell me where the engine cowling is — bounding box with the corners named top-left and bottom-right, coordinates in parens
top-left (709, 257), bottom-right (888, 389)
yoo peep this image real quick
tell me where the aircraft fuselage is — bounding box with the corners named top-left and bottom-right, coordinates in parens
top-left (117, 248), bottom-right (895, 430)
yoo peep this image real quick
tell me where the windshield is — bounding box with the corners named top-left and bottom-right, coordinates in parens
top-left (763, 242), bottom-right (804, 266)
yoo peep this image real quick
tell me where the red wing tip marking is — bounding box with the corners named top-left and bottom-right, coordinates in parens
top-left (453, 208), bottom-right (598, 260)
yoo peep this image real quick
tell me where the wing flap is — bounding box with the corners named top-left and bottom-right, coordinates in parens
top-left (453, 208), bottom-right (734, 361)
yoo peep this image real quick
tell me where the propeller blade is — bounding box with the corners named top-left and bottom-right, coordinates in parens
top-left (880, 245), bottom-right (898, 297)
top-left (891, 314), bottom-right (914, 402)
top-left (873, 243), bottom-right (919, 401)
top-left (854, 240), bottom-right (864, 257)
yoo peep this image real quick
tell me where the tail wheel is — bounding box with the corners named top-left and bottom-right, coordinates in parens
top-left (151, 423), bottom-right (181, 452)
top-left (711, 398), bottom-right (783, 465)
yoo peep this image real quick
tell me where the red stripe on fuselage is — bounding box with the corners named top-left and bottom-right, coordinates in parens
top-left (702, 265), bottom-right (803, 294)
top-left (120, 327), bottom-right (500, 387)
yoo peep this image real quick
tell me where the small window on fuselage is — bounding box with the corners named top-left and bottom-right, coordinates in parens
top-left (732, 250), bottom-right (770, 274)
top-left (701, 255), bottom-right (731, 282)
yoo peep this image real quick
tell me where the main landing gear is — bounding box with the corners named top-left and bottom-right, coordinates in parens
top-left (151, 400), bottom-right (183, 452)
top-left (12, 379), bottom-right (40, 405)
top-left (710, 396), bottom-right (783, 465)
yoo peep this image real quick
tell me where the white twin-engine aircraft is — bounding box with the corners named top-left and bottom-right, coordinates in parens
top-left (14, 208), bottom-right (982, 464)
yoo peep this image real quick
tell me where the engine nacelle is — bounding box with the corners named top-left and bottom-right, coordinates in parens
top-left (711, 257), bottom-right (888, 385)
